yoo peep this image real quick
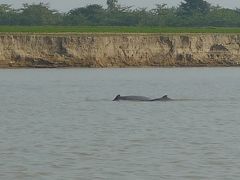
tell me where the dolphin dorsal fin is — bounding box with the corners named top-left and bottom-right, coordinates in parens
top-left (113, 94), bottom-right (121, 101)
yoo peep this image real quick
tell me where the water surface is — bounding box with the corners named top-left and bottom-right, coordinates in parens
top-left (0, 68), bottom-right (240, 180)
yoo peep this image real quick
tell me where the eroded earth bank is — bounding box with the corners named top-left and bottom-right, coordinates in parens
top-left (0, 33), bottom-right (240, 68)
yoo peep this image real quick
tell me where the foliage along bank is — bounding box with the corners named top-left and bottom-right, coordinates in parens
top-left (0, 0), bottom-right (240, 27)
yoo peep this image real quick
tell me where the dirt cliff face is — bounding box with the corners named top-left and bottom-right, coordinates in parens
top-left (0, 33), bottom-right (240, 68)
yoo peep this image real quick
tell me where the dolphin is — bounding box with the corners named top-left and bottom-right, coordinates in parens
top-left (113, 95), bottom-right (172, 101)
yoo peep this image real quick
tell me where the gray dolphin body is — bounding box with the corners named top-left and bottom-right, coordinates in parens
top-left (113, 95), bottom-right (172, 101)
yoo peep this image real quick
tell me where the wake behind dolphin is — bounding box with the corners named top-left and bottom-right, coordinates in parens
top-left (113, 95), bottom-right (172, 101)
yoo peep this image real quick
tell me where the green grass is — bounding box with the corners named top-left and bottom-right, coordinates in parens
top-left (1, 26), bottom-right (240, 33)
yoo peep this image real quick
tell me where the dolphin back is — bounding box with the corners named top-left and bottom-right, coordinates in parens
top-left (113, 95), bottom-right (172, 101)
top-left (114, 95), bottom-right (151, 101)
top-left (151, 95), bottom-right (172, 101)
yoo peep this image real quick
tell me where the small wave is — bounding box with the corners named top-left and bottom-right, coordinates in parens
top-left (84, 97), bottom-right (111, 102)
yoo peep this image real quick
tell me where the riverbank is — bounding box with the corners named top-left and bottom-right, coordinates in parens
top-left (0, 33), bottom-right (240, 68)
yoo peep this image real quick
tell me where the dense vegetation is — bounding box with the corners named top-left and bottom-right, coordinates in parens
top-left (0, 0), bottom-right (240, 27)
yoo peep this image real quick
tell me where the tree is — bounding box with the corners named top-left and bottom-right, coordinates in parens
top-left (0, 4), bottom-right (18, 25)
top-left (151, 4), bottom-right (168, 15)
top-left (206, 7), bottom-right (240, 27)
top-left (66, 4), bottom-right (104, 25)
top-left (20, 3), bottom-right (61, 25)
top-left (107, 0), bottom-right (118, 11)
top-left (179, 0), bottom-right (211, 15)
top-left (0, 4), bottom-right (13, 13)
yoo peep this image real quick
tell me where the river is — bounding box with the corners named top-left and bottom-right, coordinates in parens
top-left (0, 68), bottom-right (240, 180)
